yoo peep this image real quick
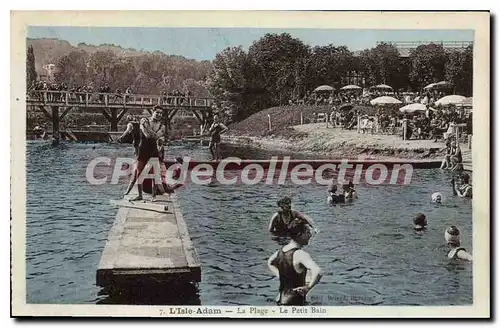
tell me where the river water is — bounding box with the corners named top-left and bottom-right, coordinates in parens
top-left (26, 140), bottom-right (472, 305)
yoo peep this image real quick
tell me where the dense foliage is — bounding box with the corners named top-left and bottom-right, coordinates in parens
top-left (207, 34), bottom-right (473, 123)
top-left (26, 45), bottom-right (37, 88)
top-left (30, 35), bottom-right (473, 125)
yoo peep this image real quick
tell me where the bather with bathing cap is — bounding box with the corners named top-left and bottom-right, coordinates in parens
top-left (445, 226), bottom-right (469, 260)
top-left (445, 226), bottom-right (461, 245)
top-left (431, 192), bottom-right (443, 203)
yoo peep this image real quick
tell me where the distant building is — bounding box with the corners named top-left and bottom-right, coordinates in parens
top-left (43, 64), bottom-right (56, 81)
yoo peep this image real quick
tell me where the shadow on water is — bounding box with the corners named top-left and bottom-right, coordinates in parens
top-left (97, 282), bottom-right (201, 305)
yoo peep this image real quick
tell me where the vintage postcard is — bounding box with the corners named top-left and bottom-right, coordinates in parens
top-left (11, 11), bottom-right (490, 318)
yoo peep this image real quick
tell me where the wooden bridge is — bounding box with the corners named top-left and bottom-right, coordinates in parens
top-left (26, 90), bottom-right (215, 145)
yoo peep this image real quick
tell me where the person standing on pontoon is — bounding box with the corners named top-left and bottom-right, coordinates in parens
top-left (207, 115), bottom-right (228, 161)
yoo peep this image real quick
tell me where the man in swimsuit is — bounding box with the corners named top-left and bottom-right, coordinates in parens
top-left (150, 106), bottom-right (166, 139)
top-left (451, 173), bottom-right (472, 198)
top-left (116, 115), bottom-right (140, 156)
top-left (269, 197), bottom-right (317, 236)
top-left (445, 226), bottom-right (472, 261)
top-left (440, 140), bottom-right (452, 169)
top-left (342, 180), bottom-right (358, 200)
top-left (450, 141), bottom-right (463, 171)
top-left (327, 184), bottom-right (345, 205)
top-left (123, 118), bottom-right (160, 201)
top-left (267, 219), bottom-right (323, 305)
top-left (207, 115), bottom-right (228, 161)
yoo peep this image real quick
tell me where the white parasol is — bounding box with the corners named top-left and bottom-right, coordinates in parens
top-left (435, 95), bottom-right (466, 106)
top-left (314, 85), bottom-right (334, 92)
top-left (399, 103), bottom-right (435, 114)
top-left (370, 96), bottom-right (402, 105)
top-left (340, 85), bottom-right (362, 91)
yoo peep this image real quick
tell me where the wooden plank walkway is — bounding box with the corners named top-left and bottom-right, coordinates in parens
top-left (96, 193), bottom-right (201, 287)
top-left (461, 146), bottom-right (472, 172)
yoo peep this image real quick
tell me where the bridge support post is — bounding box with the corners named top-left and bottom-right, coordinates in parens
top-left (162, 108), bottom-right (169, 140)
top-left (110, 108), bottom-right (118, 132)
top-left (51, 106), bottom-right (60, 146)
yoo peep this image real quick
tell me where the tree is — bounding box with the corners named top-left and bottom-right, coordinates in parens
top-left (357, 43), bottom-right (402, 89)
top-left (445, 45), bottom-right (473, 96)
top-left (307, 45), bottom-right (354, 91)
top-left (26, 45), bottom-right (37, 88)
top-left (409, 43), bottom-right (447, 87)
top-left (207, 46), bottom-right (254, 122)
top-left (54, 50), bottom-right (89, 86)
top-left (88, 51), bottom-right (117, 86)
top-left (248, 33), bottom-right (310, 106)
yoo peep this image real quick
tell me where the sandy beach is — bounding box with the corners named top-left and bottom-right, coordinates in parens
top-left (225, 123), bottom-right (450, 160)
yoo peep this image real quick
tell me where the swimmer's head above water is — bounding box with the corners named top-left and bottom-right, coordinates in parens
top-left (413, 213), bottom-right (427, 231)
top-left (445, 225), bottom-right (461, 247)
top-left (277, 196), bottom-right (292, 211)
top-left (431, 192), bottom-right (442, 203)
top-left (288, 219), bottom-right (312, 246)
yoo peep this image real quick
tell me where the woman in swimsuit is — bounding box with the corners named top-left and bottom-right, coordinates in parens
top-left (267, 220), bottom-right (323, 306)
top-left (123, 118), bottom-right (160, 201)
top-left (268, 197), bottom-right (317, 237)
top-left (451, 173), bottom-right (472, 198)
top-left (445, 226), bottom-right (472, 261)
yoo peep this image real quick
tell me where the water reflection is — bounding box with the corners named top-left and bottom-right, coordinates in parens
top-left (97, 282), bottom-right (201, 305)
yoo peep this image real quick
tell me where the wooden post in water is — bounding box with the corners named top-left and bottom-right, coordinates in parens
top-left (268, 114), bottom-right (272, 131)
top-left (357, 114), bottom-right (360, 133)
top-left (110, 108), bottom-right (118, 132)
top-left (300, 112), bottom-right (303, 125)
top-left (403, 119), bottom-right (408, 140)
top-left (163, 107), bottom-right (169, 141)
top-left (51, 106), bottom-right (60, 146)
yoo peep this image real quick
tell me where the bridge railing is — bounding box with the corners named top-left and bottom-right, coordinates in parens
top-left (26, 90), bottom-right (214, 108)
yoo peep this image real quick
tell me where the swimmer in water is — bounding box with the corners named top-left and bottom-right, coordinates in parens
top-left (269, 197), bottom-right (317, 236)
top-left (267, 219), bottom-right (323, 306)
top-left (451, 173), bottom-right (472, 198)
top-left (343, 180), bottom-right (358, 200)
top-left (431, 192), bottom-right (443, 204)
top-left (327, 184), bottom-right (345, 205)
top-left (445, 226), bottom-right (472, 261)
top-left (413, 213), bottom-right (427, 235)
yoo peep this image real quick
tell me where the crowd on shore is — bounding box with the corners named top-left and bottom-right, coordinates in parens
top-left (289, 88), bottom-right (452, 107)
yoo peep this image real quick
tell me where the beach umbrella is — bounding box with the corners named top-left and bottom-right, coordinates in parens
top-left (314, 85), bottom-right (334, 92)
top-left (460, 97), bottom-right (473, 107)
top-left (370, 96), bottom-right (402, 106)
top-left (370, 84), bottom-right (393, 90)
top-left (340, 85), bottom-right (362, 91)
top-left (399, 103), bottom-right (435, 114)
top-left (424, 81), bottom-right (452, 90)
top-left (435, 95), bottom-right (466, 106)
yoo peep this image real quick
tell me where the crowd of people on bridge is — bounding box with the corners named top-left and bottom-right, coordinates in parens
top-left (28, 80), bottom-right (197, 106)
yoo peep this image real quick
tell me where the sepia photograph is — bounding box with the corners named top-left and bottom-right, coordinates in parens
top-left (10, 10), bottom-right (490, 318)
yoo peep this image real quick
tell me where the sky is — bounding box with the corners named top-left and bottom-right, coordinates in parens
top-left (27, 27), bottom-right (474, 61)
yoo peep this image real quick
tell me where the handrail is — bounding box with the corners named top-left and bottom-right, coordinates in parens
top-left (26, 90), bottom-right (214, 107)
